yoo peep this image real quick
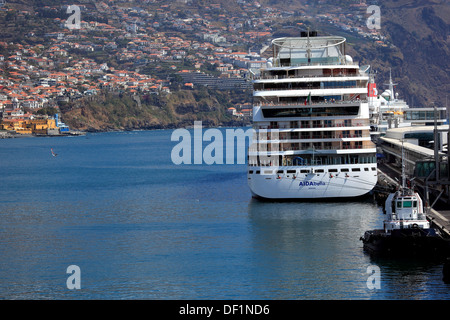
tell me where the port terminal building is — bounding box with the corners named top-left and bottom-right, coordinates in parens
top-left (379, 125), bottom-right (449, 205)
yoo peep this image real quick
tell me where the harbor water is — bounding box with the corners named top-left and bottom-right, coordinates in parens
top-left (0, 129), bottom-right (449, 299)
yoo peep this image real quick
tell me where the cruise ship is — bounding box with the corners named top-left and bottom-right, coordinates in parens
top-left (247, 32), bottom-right (378, 199)
top-left (368, 69), bottom-right (414, 142)
top-left (368, 69), bottom-right (448, 140)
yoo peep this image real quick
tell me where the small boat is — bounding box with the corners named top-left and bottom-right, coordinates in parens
top-left (51, 148), bottom-right (58, 157)
top-left (360, 145), bottom-right (450, 257)
top-left (360, 189), bottom-right (449, 257)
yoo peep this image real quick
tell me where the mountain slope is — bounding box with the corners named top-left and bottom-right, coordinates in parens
top-left (380, 1), bottom-right (449, 108)
top-left (59, 90), bottom-right (249, 132)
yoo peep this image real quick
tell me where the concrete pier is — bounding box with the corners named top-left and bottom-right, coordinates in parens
top-left (429, 208), bottom-right (450, 238)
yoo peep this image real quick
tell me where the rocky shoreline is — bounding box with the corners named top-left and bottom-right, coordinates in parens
top-left (0, 131), bottom-right (16, 139)
top-left (0, 130), bottom-right (86, 138)
top-left (81, 120), bottom-right (252, 133)
top-left (1, 120), bottom-right (251, 138)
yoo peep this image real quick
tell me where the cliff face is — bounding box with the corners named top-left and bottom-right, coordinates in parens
top-left (60, 90), bottom-right (250, 132)
top-left (376, 2), bottom-right (449, 108)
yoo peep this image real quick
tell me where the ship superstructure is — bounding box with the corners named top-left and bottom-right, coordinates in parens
top-left (247, 32), bottom-right (377, 199)
top-left (368, 69), bottom-right (411, 139)
top-left (368, 69), bottom-right (448, 140)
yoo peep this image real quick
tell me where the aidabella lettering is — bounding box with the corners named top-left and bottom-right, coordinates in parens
top-left (299, 181), bottom-right (326, 187)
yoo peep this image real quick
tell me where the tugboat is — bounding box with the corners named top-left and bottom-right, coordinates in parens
top-left (360, 147), bottom-right (450, 257)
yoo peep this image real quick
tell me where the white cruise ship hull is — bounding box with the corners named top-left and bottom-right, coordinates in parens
top-left (248, 164), bottom-right (377, 199)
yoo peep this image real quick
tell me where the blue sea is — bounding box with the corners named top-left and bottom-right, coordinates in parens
top-left (0, 129), bottom-right (449, 300)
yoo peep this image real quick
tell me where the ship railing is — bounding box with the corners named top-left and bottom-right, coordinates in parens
top-left (272, 133), bottom-right (370, 140)
top-left (247, 161), bottom-right (376, 167)
top-left (278, 145), bottom-right (369, 151)
top-left (248, 144), bottom-right (374, 153)
top-left (256, 100), bottom-right (367, 107)
top-left (272, 61), bottom-right (360, 68)
top-left (254, 85), bottom-right (359, 91)
top-left (264, 133), bottom-right (370, 139)
top-left (255, 121), bottom-right (370, 130)
top-left (255, 73), bottom-right (361, 80)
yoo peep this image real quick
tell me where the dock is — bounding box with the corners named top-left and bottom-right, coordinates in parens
top-left (429, 208), bottom-right (450, 238)
top-left (0, 131), bottom-right (16, 138)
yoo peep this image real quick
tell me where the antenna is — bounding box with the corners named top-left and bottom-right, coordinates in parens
top-left (384, 68), bottom-right (397, 102)
top-left (306, 27), bottom-right (311, 65)
top-left (433, 103), bottom-right (440, 182)
top-left (401, 139), bottom-right (406, 192)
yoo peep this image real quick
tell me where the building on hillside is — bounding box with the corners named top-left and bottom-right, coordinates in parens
top-left (241, 108), bottom-right (252, 117)
top-left (227, 107), bottom-right (236, 115)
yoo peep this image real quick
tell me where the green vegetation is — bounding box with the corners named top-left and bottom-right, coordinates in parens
top-left (60, 89), bottom-right (250, 132)
top-left (35, 106), bottom-right (58, 116)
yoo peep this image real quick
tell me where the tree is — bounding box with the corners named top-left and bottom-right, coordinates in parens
top-left (36, 107), bottom-right (59, 116)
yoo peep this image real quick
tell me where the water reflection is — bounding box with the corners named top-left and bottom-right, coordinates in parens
top-left (2, 130), bottom-right (449, 299)
top-left (247, 198), bottom-right (381, 299)
top-left (366, 255), bottom-right (450, 299)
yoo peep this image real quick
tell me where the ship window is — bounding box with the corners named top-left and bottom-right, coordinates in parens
top-left (261, 106), bottom-right (359, 118)
top-left (315, 169), bottom-right (324, 173)
top-left (403, 201), bottom-right (412, 208)
top-left (364, 168), bottom-right (369, 171)
top-left (351, 168), bottom-right (361, 172)
top-left (300, 170), bottom-right (310, 173)
top-left (277, 170), bottom-right (284, 174)
top-left (396, 201), bottom-right (402, 208)
top-left (341, 168), bottom-right (349, 172)
top-left (256, 170), bottom-right (260, 174)
top-left (249, 170), bottom-right (253, 174)
top-left (264, 170), bottom-right (273, 174)
top-left (413, 201), bottom-right (417, 207)
top-left (287, 170), bottom-right (296, 174)
top-left (371, 167), bottom-right (376, 171)
top-left (329, 169), bottom-right (338, 172)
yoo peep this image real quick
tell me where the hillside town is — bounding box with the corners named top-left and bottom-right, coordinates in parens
top-left (0, 0), bottom-right (387, 135)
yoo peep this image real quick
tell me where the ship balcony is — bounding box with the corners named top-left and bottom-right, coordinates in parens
top-left (248, 141), bottom-right (376, 154)
top-left (253, 88), bottom-right (367, 98)
top-left (254, 73), bottom-right (365, 81)
top-left (253, 84), bottom-right (362, 92)
top-left (261, 61), bottom-right (360, 72)
top-left (256, 133), bottom-right (372, 142)
top-left (255, 100), bottom-right (367, 108)
top-left (254, 119), bottom-right (370, 130)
